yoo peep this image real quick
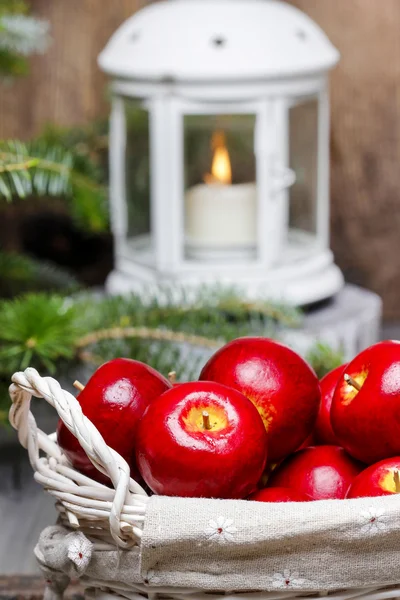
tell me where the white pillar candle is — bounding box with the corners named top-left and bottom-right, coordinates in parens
top-left (185, 182), bottom-right (257, 259)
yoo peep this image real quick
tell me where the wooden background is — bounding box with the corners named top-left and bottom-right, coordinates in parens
top-left (1, 0), bottom-right (400, 318)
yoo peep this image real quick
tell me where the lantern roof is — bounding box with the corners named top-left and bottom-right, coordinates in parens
top-left (98, 0), bottom-right (339, 83)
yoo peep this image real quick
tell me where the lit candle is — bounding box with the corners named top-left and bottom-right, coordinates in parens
top-left (185, 131), bottom-right (257, 259)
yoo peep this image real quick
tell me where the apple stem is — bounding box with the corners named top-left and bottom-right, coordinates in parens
top-left (168, 371), bottom-right (177, 385)
top-left (344, 373), bottom-right (361, 391)
top-left (73, 380), bottom-right (85, 393)
top-left (202, 411), bottom-right (211, 430)
top-left (394, 470), bottom-right (400, 493)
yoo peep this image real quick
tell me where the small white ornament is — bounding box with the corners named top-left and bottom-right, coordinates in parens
top-left (67, 533), bottom-right (93, 572)
top-left (359, 507), bottom-right (388, 535)
top-left (271, 570), bottom-right (305, 588)
top-left (205, 516), bottom-right (237, 543)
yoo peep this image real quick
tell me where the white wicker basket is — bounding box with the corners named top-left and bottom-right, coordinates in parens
top-left (9, 367), bottom-right (400, 600)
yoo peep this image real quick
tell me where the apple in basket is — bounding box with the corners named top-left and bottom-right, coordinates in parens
top-left (347, 457), bottom-right (400, 498)
top-left (297, 433), bottom-right (315, 450)
top-left (267, 445), bottom-right (364, 500)
top-left (57, 358), bottom-right (171, 483)
top-left (331, 341), bottom-right (400, 464)
top-left (249, 487), bottom-right (310, 502)
top-left (199, 337), bottom-right (321, 463)
top-left (314, 364), bottom-right (347, 445)
top-left (135, 381), bottom-right (268, 498)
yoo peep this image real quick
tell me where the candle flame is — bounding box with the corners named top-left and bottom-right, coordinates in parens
top-left (204, 130), bottom-right (232, 185)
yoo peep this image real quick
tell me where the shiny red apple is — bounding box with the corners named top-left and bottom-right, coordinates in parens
top-left (331, 341), bottom-right (400, 464)
top-left (297, 433), bottom-right (315, 450)
top-left (347, 457), bottom-right (400, 498)
top-left (314, 364), bottom-right (347, 445)
top-left (135, 381), bottom-right (268, 498)
top-left (249, 487), bottom-right (310, 502)
top-left (199, 337), bottom-right (320, 463)
top-left (57, 358), bottom-right (171, 483)
top-left (267, 445), bottom-right (364, 500)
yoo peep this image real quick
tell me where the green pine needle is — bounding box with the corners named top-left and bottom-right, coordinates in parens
top-left (0, 293), bottom-right (81, 375)
top-left (0, 140), bottom-right (108, 232)
top-left (306, 341), bottom-right (345, 379)
top-left (73, 286), bottom-right (303, 380)
top-left (0, 251), bottom-right (80, 297)
top-left (0, 46), bottom-right (27, 76)
top-left (0, 14), bottom-right (50, 56)
top-left (0, 1), bottom-right (49, 77)
top-left (0, 287), bottom-right (343, 428)
top-left (0, 1), bottom-right (30, 18)
top-left (75, 286), bottom-right (302, 342)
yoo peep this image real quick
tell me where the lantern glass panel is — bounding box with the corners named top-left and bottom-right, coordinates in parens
top-left (288, 98), bottom-right (319, 244)
top-left (183, 113), bottom-right (257, 261)
top-left (124, 98), bottom-right (153, 265)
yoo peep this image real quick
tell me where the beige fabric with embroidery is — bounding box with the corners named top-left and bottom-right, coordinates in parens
top-left (37, 495), bottom-right (400, 593)
top-left (140, 495), bottom-right (400, 592)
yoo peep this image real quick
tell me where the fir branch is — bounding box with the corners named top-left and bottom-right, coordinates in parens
top-left (72, 287), bottom-right (302, 380)
top-left (0, 140), bottom-right (108, 231)
top-left (0, 2), bottom-right (50, 79)
top-left (0, 378), bottom-right (11, 425)
top-left (306, 341), bottom-right (344, 379)
top-left (0, 46), bottom-right (27, 76)
top-left (75, 286), bottom-right (301, 337)
top-left (0, 140), bottom-right (71, 199)
top-left (76, 325), bottom-right (221, 354)
top-left (0, 287), bottom-right (341, 426)
top-left (0, 14), bottom-right (50, 56)
top-left (0, 1), bottom-right (30, 17)
top-left (0, 293), bottom-right (81, 375)
top-left (0, 251), bottom-right (79, 297)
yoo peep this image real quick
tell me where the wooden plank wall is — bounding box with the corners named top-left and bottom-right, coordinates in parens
top-left (0, 0), bottom-right (152, 138)
top-left (1, 0), bottom-right (400, 318)
top-left (292, 0), bottom-right (400, 320)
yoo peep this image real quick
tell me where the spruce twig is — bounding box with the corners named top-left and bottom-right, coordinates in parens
top-left (0, 140), bottom-right (108, 232)
top-left (76, 326), bottom-right (221, 351)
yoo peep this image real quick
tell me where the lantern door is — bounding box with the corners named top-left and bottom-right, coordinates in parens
top-left (111, 95), bottom-right (155, 272)
top-left (167, 98), bottom-right (292, 276)
top-left (283, 91), bottom-right (328, 264)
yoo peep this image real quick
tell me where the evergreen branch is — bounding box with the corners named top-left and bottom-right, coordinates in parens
top-left (0, 48), bottom-right (25, 76)
top-left (306, 341), bottom-right (344, 379)
top-left (0, 157), bottom-right (39, 172)
top-left (0, 293), bottom-right (81, 375)
top-left (0, 287), bottom-right (342, 427)
top-left (0, 14), bottom-right (50, 56)
top-left (0, 140), bottom-right (108, 231)
top-left (0, 251), bottom-right (79, 297)
top-left (0, 1), bottom-right (30, 17)
top-left (0, 141), bottom-right (71, 200)
top-left (76, 326), bottom-right (221, 353)
top-left (74, 286), bottom-right (302, 337)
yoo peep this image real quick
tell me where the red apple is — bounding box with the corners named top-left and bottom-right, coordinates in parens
top-left (347, 457), bottom-right (400, 498)
top-left (135, 381), bottom-right (268, 498)
top-left (199, 337), bottom-right (320, 463)
top-left (267, 445), bottom-right (364, 500)
top-left (249, 487), bottom-right (310, 502)
top-left (314, 364), bottom-right (347, 445)
top-left (331, 341), bottom-right (400, 464)
top-left (297, 433), bottom-right (315, 450)
top-left (57, 358), bottom-right (171, 483)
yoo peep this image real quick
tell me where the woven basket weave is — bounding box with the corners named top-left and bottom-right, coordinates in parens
top-left (9, 367), bottom-right (400, 600)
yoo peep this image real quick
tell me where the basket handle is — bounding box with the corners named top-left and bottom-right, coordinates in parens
top-left (9, 367), bottom-right (148, 548)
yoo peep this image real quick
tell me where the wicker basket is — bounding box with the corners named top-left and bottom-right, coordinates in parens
top-left (9, 367), bottom-right (400, 600)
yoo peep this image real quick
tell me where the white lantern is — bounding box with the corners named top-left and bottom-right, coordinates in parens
top-left (99, 0), bottom-right (343, 305)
